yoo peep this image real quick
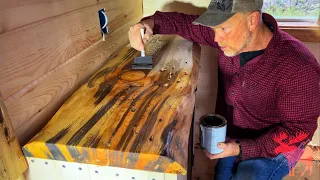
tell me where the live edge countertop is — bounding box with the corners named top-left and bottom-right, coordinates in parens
top-left (23, 35), bottom-right (201, 175)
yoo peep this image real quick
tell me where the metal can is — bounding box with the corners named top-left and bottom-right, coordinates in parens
top-left (200, 114), bottom-right (227, 154)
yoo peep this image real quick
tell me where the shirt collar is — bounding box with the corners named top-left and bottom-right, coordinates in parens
top-left (261, 13), bottom-right (281, 57)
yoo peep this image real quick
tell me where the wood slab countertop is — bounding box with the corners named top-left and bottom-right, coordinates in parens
top-left (23, 35), bottom-right (201, 175)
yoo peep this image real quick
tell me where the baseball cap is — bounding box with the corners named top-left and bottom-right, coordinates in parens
top-left (192, 0), bottom-right (263, 27)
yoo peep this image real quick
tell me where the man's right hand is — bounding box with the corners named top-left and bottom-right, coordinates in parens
top-left (128, 19), bottom-right (154, 51)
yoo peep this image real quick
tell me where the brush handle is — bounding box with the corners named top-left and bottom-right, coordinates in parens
top-left (140, 28), bottom-right (145, 57)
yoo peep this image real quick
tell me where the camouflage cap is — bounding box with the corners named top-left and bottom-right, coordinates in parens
top-left (193, 0), bottom-right (263, 27)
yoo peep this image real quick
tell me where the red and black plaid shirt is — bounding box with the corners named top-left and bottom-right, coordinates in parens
top-left (145, 12), bottom-right (320, 161)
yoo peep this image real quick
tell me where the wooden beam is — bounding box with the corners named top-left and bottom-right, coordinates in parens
top-left (0, 93), bottom-right (28, 180)
top-left (23, 35), bottom-right (201, 174)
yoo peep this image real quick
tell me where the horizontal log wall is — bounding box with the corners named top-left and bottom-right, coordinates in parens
top-left (0, 0), bottom-right (143, 144)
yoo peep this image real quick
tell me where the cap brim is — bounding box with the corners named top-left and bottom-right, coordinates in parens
top-left (192, 11), bottom-right (235, 27)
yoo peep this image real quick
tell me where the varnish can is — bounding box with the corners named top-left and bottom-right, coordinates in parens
top-left (200, 114), bottom-right (227, 154)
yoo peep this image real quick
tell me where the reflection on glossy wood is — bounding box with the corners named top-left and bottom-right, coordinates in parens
top-left (23, 35), bottom-right (201, 175)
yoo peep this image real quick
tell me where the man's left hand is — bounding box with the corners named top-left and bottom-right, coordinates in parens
top-left (203, 142), bottom-right (240, 159)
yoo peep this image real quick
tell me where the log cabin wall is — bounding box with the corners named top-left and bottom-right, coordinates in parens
top-left (0, 0), bottom-right (143, 145)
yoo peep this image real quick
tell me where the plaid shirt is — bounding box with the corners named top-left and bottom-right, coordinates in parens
top-left (145, 11), bottom-right (320, 161)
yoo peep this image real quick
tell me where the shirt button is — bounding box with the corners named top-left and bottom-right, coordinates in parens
top-left (231, 90), bottom-right (235, 95)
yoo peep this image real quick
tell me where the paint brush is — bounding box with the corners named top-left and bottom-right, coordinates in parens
top-left (132, 28), bottom-right (153, 70)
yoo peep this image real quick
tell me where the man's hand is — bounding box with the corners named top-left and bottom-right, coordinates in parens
top-left (128, 19), bottom-right (154, 51)
top-left (203, 142), bottom-right (240, 159)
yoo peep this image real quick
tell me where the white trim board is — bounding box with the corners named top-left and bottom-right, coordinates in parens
top-left (25, 157), bottom-right (186, 180)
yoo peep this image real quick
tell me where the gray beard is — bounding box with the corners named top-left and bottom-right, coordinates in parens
top-left (224, 32), bottom-right (252, 57)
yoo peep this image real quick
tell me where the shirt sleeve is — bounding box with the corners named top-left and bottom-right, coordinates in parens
top-left (239, 65), bottom-right (320, 161)
top-left (142, 11), bottom-right (218, 47)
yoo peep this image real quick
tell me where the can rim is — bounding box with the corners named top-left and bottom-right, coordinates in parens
top-left (200, 114), bottom-right (227, 128)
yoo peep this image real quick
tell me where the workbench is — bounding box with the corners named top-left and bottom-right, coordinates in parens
top-left (22, 35), bottom-right (201, 180)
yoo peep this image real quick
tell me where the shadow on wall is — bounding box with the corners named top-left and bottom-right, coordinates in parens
top-left (162, 1), bottom-right (207, 15)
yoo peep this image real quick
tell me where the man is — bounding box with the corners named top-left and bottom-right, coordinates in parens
top-left (128, 0), bottom-right (320, 179)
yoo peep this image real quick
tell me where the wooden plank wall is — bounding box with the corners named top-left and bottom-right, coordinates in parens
top-left (0, 0), bottom-right (143, 145)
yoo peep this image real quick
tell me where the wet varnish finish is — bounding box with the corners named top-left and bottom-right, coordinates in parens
top-left (23, 35), bottom-right (201, 175)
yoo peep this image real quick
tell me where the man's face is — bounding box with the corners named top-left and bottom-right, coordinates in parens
top-left (211, 13), bottom-right (252, 57)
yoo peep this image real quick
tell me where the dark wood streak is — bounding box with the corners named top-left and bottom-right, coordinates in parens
top-left (160, 119), bottom-right (178, 157)
top-left (115, 84), bottom-right (160, 150)
top-left (46, 144), bottom-right (66, 161)
top-left (87, 48), bottom-right (137, 89)
top-left (0, 108), bottom-right (3, 124)
top-left (4, 127), bottom-right (9, 140)
top-left (119, 64), bottom-right (180, 151)
top-left (94, 82), bottom-right (114, 105)
top-left (46, 126), bottom-right (70, 143)
top-left (129, 95), bottom-right (170, 153)
top-left (117, 85), bottom-right (165, 151)
top-left (67, 88), bottom-right (129, 146)
top-left (87, 86), bottom-right (140, 148)
top-left (87, 67), bottom-right (115, 88)
top-left (83, 133), bottom-right (101, 147)
top-left (106, 86), bottom-right (145, 145)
